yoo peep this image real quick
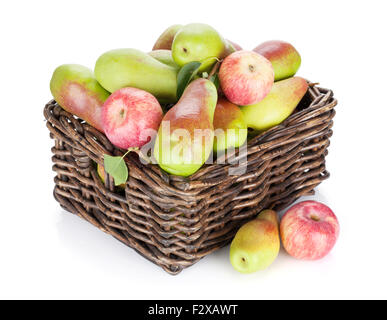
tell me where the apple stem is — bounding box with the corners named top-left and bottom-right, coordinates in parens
top-left (310, 215), bottom-right (320, 222)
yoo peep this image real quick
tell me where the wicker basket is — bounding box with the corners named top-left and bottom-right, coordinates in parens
top-left (44, 83), bottom-right (337, 275)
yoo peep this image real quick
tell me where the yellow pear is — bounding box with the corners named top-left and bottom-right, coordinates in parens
top-left (240, 77), bottom-right (308, 132)
top-left (230, 210), bottom-right (280, 273)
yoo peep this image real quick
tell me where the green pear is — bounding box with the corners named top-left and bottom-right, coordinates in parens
top-left (94, 48), bottom-right (178, 103)
top-left (50, 64), bottom-right (110, 132)
top-left (148, 50), bottom-right (180, 70)
top-left (240, 77), bottom-right (308, 132)
top-left (230, 210), bottom-right (280, 273)
top-left (152, 24), bottom-right (183, 50)
top-left (172, 23), bottom-right (234, 71)
top-left (154, 78), bottom-right (218, 176)
top-left (213, 98), bottom-right (247, 152)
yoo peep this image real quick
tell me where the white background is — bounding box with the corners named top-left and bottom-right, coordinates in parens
top-left (1, 0), bottom-right (386, 300)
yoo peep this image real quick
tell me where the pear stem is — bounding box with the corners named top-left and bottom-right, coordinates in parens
top-left (208, 60), bottom-right (221, 78)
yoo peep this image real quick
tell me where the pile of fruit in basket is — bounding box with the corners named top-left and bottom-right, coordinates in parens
top-left (50, 23), bottom-right (307, 180)
top-left (49, 23), bottom-right (339, 273)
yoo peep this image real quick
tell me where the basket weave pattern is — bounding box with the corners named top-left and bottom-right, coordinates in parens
top-left (44, 84), bottom-right (336, 274)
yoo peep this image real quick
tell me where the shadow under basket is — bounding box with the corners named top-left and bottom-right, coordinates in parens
top-left (44, 83), bottom-right (337, 275)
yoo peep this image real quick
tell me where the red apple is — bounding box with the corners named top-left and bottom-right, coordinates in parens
top-left (219, 50), bottom-right (274, 106)
top-left (280, 201), bottom-right (339, 260)
top-left (102, 87), bottom-right (163, 149)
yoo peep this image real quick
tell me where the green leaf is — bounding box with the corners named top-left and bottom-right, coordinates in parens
top-left (103, 154), bottom-right (128, 186)
top-left (209, 73), bottom-right (220, 90)
top-left (176, 61), bottom-right (202, 99)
